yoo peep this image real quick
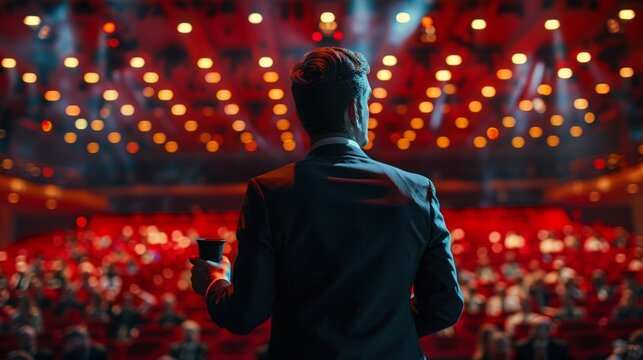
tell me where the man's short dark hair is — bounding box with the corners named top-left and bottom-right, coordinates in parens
top-left (290, 47), bottom-right (370, 137)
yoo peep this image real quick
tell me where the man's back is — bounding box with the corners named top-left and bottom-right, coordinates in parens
top-left (238, 143), bottom-right (462, 359)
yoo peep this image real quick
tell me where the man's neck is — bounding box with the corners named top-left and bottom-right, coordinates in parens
top-left (310, 132), bottom-right (354, 146)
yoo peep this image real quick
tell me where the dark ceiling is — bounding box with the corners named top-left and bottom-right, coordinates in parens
top-left (0, 0), bottom-right (641, 188)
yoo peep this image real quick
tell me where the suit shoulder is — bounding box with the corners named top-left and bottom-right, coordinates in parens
top-left (250, 163), bottom-right (296, 190)
top-left (374, 160), bottom-right (431, 189)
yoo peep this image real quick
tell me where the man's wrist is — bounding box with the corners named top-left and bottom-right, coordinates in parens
top-left (204, 278), bottom-right (231, 298)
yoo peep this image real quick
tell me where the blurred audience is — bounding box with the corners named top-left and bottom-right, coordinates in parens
top-left (472, 324), bottom-right (498, 360)
top-left (63, 325), bottom-right (107, 360)
top-left (158, 293), bottom-right (186, 328)
top-left (14, 325), bottom-right (53, 360)
top-left (608, 328), bottom-right (643, 360)
top-left (514, 319), bottom-right (571, 360)
top-left (168, 320), bottom-right (208, 360)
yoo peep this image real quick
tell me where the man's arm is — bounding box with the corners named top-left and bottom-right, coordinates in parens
top-left (413, 180), bottom-right (463, 337)
top-left (204, 178), bottom-right (275, 334)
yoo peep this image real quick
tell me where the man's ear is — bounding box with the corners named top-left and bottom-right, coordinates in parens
top-left (344, 98), bottom-right (358, 127)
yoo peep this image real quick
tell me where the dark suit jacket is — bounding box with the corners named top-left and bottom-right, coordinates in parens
top-left (515, 338), bottom-right (571, 360)
top-left (169, 341), bottom-right (208, 360)
top-left (205, 143), bottom-right (463, 359)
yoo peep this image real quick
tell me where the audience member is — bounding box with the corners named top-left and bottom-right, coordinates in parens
top-left (472, 324), bottom-right (498, 360)
top-left (158, 293), bottom-right (186, 327)
top-left (499, 252), bottom-right (523, 281)
top-left (486, 282), bottom-right (521, 317)
top-left (63, 325), bottom-right (107, 360)
top-left (613, 289), bottom-right (643, 319)
top-left (504, 298), bottom-right (547, 337)
top-left (607, 328), bottom-right (643, 360)
top-left (514, 319), bottom-right (571, 360)
top-left (14, 325), bottom-right (53, 360)
top-left (8, 292), bottom-right (43, 334)
top-left (168, 320), bottom-right (209, 360)
top-left (488, 331), bottom-right (511, 360)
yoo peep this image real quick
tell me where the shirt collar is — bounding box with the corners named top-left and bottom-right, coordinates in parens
top-left (309, 136), bottom-right (362, 152)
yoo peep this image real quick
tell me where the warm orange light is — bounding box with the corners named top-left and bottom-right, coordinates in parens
top-left (216, 89), bottom-right (232, 101)
top-left (65, 105), bottom-right (81, 116)
top-left (273, 104), bottom-right (288, 115)
top-left (436, 136), bottom-right (450, 148)
top-left (537, 84), bottom-right (552, 96)
top-left (103, 89), bottom-right (118, 101)
top-left (573, 98), bottom-right (589, 110)
top-left (373, 87), bottom-right (387, 99)
top-left (263, 72), bottom-right (279, 83)
top-left (158, 89), bottom-right (174, 101)
top-left (382, 55), bottom-right (397, 66)
top-left (280, 131), bottom-right (294, 142)
top-left (205, 72), bottom-right (221, 83)
top-left (435, 70), bottom-right (451, 81)
top-left (455, 117), bottom-right (469, 129)
top-left (546, 135), bottom-right (560, 147)
top-left (171, 104), bottom-right (187, 116)
top-left (184, 120), bottom-right (198, 132)
top-left (120, 104), bottom-right (135, 116)
top-left (396, 138), bottom-right (410, 150)
top-left (245, 141), bottom-right (258, 152)
top-left (584, 112), bottom-right (596, 124)
top-left (126, 142), bottom-right (139, 154)
top-left (41, 120), bottom-right (53, 132)
top-left (502, 116), bottom-right (516, 128)
top-left (248, 13), bottom-right (263, 24)
top-left (368, 118), bottom-right (378, 129)
top-left (410, 117), bottom-right (424, 129)
top-left (177, 22), bottom-right (192, 33)
top-left (138, 120), bottom-right (152, 132)
top-left (102, 22), bottom-right (116, 33)
top-left (268, 88), bottom-right (285, 100)
top-left (1, 58), bottom-right (16, 68)
top-left (224, 103), bottom-right (240, 115)
top-left (130, 57), bottom-right (145, 68)
top-left (91, 119), bottom-right (104, 131)
top-left (544, 19), bottom-right (560, 30)
top-left (143, 72), bottom-right (159, 83)
top-left (512, 53), bottom-right (527, 64)
top-left (511, 136), bottom-right (525, 148)
top-left (550, 114), bottom-right (564, 126)
top-left (576, 52), bottom-right (591, 63)
top-left (259, 56), bottom-right (273, 68)
top-left (425, 87), bottom-right (441, 98)
top-left (595, 83), bottom-right (610, 94)
top-left (152, 132), bottom-right (167, 144)
top-left (569, 126), bottom-right (583, 137)
top-left (529, 126), bottom-right (543, 138)
top-left (419, 101), bottom-right (434, 113)
top-left (486, 127), bottom-right (499, 140)
top-left (232, 120), bottom-right (246, 131)
top-left (496, 68), bottom-right (512, 80)
top-left (240, 132), bottom-right (254, 144)
top-left (44, 90), bottom-right (61, 101)
top-left (107, 132), bottom-right (121, 143)
top-left (64, 57), bottom-right (79, 68)
top-left (142, 87), bottom-right (154, 97)
top-left (165, 141), bottom-right (179, 153)
top-left (7, 193), bottom-right (19, 204)
top-left (481, 86), bottom-right (496, 97)
top-left (197, 57), bottom-right (213, 69)
top-left (87, 142), bottom-right (100, 154)
top-left (471, 19), bottom-right (486, 30)
top-left (369, 102), bottom-right (383, 114)
top-left (276, 119), bottom-right (290, 130)
top-left (557, 67), bottom-right (573, 79)
top-left (205, 140), bottom-right (219, 152)
top-left (473, 136), bottom-right (487, 148)
top-left (518, 100), bottom-right (533, 111)
top-left (445, 55), bottom-right (462, 66)
top-left (619, 67), bottom-right (633, 78)
top-left (64, 132), bottom-right (77, 143)
top-left (468, 100), bottom-right (482, 112)
top-left (444, 84), bottom-right (457, 94)
top-left (377, 69), bottom-right (392, 81)
top-left (403, 130), bottom-right (417, 141)
top-left (22, 73), bottom-right (37, 83)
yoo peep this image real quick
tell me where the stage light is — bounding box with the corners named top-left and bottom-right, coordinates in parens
top-left (425, 87), bottom-right (441, 98)
top-left (63, 57), bottom-right (79, 68)
top-left (130, 57), bottom-right (145, 68)
top-left (153, 133), bottom-right (167, 144)
top-left (280, 140), bottom-right (294, 151)
top-left (544, 19), bottom-right (559, 30)
top-left (158, 89), bottom-right (174, 101)
top-left (444, 84), bottom-right (457, 94)
top-left (410, 117), bottom-right (424, 129)
top-left (569, 126), bottom-right (583, 137)
top-left (64, 132), bottom-right (77, 144)
top-left (584, 112), bottom-right (596, 124)
top-left (469, 100), bottom-right (482, 112)
top-left (369, 102), bottom-right (383, 114)
top-left (502, 116), bottom-right (516, 128)
top-left (245, 141), bottom-right (258, 152)
top-left (232, 120), bottom-right (246, 131)
top-left (419, 101), bottom-right (434, 113)
top-left (240, 132), bottom-right (254, 144)
top-left (142, 87), bottom-right (154, 97)
top-left (368, 118), bottom-right (378, 129)
top-left (320, 12), bottom-right (335, 23)
top-left (102, 22), bottom-right (116, 33)
top-left (100, 107), bottom-right (110, 118)
top-left (396, 138), bottom-right (410, 150)
top-left (280, 132), bottom-right (294, 141)
top-left (529, 126), bottom-right (543, 138)
top-left (257, 57), bottom-right (273, 68)
top-left (627, 184), bottom-right (639, 194)
top-left (382, 55), bottom-right (397, 66)
top-left (65, 105), bottom-right (81, 116)
top-left (224, 103), bottom-right (239, 115)
top-left (7, 193), bottom-right (19, 204)
top-left (171, 104), bottom-right (187, 116)
top-left (248, 13), bottom-right (263, 24)
top-left (199, 133), bottom-right (212, 143)
top-left (276, 119), bottom-right (290, 130)
top-left (273, 104), bottom-right (288, 115)
top-left (619, 67), bottom-right (634, 78)
top-left (445, 55), bottom-right (462, 66)
top-left (455, 117), bottom-right (469, 129)
top-left (165, 141), bottom-right (178, 153)
top-left (40, 120), bottom-right (52, 132)
top-left (537, 84), bottom-right (552, 96)
top-left (473, 136), bottom-right (487, 148)
top-left (550, 114), bottom-right (564, 126)
top-left (263, 72), bottom-right (279, 82)
top-left (177, 22), bottom-right (192, 33)
top-left (107, 132), bottom-right (121, 144)
top-left (216, 89), bottom-right (232, 101)
top-left (1, 159), bottom-right (12, 170)
top-left (421, 16), bottom-right (433, 27)
top-left (121, 104), bottom-right (135, 116)
top-left (22, 73), bottom-right (37, 83)
top-left (197, 57), bottom-right (213, 69)
top-left (268, 88), bottom-right (284, 100)
top-left (373, 87), bottom-right (388, 99)
top-left (1, 58), bottom-right (16, 68)
top-left (90, 119), bottom-right (104, 131)
top-left (471, 19), bottom-right (486, 30)
top-left (481, 86), bottom-right (496, 98)
top-left (618, 9), bottom-right (635, 20)
top-left (496, 68), bottom-right (512, 80)
top-left (546, 135), bottom-right (560, 147)
top-left (532, 98), bottom-right (546, 113)
top-left (23, 15), bottom-right (41, 27)
top-left (312, 31), bottom-right (323, 42)
top-left (138, 120), bottom-right (152, 132)
top-left (511, 53), bottom-right (527, 64)
top-left (511, 136), bottom-right (525, 148)
top-left (518, 100), bottom-right (533, 111)
top-left (103, 89), bottom-right (118, 101)
top-left (573, 98), bottom-right (588, 110)
top-left (204, 72), bottom-right (221, 84)
top-left (43, 90), bottom-right (60, 102)
top-left (595, 83), bottom-right (610, 94)
top-left (143, 72), bottom-right (159, 83)
top-left (81, 72), bottom-right (98, 83)
top-left (486, 127), bottom-right (499, 140)
top-left (396, 12), bottom-right (411, 23)
top-left (377, 69), bottom-right (392, 81)
top-left (435, 70), bottom-right (452, 81)
top-left (205, 140), bottom-right (219, 152)
top-left (436, 136), bottom-right (450, 148)
top-left (576, 52), bottom-right (591, 63)
top-left (557, 67), bottom-right (572, 79)
top-left (87, 142), bottom-right (100, 154)
top-left (75, 118), bottom-right (88, 130)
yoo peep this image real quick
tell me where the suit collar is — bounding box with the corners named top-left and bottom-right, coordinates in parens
top-left (305, 142), bottom-right (370, 160)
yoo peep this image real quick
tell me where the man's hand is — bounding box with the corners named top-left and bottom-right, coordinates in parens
top-left (189, 256), bottom-right (231, 297)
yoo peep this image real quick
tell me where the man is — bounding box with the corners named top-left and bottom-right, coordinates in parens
top-left (62, 325), bottom-right (107, 360)
top-left (190, 47), bottom-right (463, 359)
top-left (514, 319), bottom-right (570, 360)
top-left (14, 325), bottom-right (53, 360)
top-left (168, 320), bottom-right (209, 360)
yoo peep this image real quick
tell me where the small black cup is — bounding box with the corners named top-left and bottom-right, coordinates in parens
top-left (196, 238), bottom-right (226, 262)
